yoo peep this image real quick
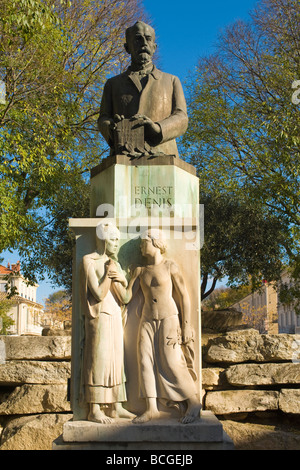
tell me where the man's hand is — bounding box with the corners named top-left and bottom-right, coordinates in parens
top-left (102, 114), bottom-right (125, 141)
top-left (131, 114), bottom-right (161, 139)
top-left (113, 114), bottom-right (125, 124)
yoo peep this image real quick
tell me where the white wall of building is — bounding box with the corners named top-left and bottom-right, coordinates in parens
top-left (277, 270), bottom-right (300, 334)
top-left (0, 265), bottom-right (43, 335)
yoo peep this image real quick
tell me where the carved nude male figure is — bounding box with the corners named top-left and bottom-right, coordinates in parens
top-left (108, 229), bottom-right (201, 424)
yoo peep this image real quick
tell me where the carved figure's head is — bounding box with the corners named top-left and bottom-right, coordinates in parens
top-left (140, 229), bottom-right (167, 256)
top-left (125, 21), bottom-right (157, 66)
top-left (96, 222), bottom-right (120, 257)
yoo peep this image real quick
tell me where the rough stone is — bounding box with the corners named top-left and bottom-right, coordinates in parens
top-left (205, 329), bottom-right (300, 364)
top-left (226, 362), bottom-right (300, 386)
top-left (42, 328), bottom-right (71, 337)
top-left (55, 411), bottom-right (235, 450)
top-left (0, 335), bottom-right (71, 361)
top-left (0, 361), bottom-right (70, 385)
top-left (63, 411), bottom-right (223, 443)
top-left (202, 333), bottom-right (220, 348)
top-left (0, 413), bottom-right (73, 450)
top-left (279, 389), bottom-right (300, 414)
top-left (205, 390), bottom-right (279, 415)
top-left (201, 308), bottom-right (243, 332)
top-left (53, 432), bottom-right (235, 451)
top-left (202, 368), bottom-right (226, 390)
top-left (0, 384), bottom-right (71, 415)
top-left (221, 419), bottom-right (300, 450)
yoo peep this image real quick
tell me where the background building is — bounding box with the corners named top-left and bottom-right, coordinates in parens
top-left (0, 262), bottom-right (44, 335)
top-left (230, 282), bottom-right (278, 334)
top-left (278, 270), bottom-right (300, 334)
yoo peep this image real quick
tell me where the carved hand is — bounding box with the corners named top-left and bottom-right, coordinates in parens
top-left (182, 323), bottom-right (194, 344)
top-left (131, 114), bottom-right (161, 138)
top-left (107, 262), bottom-right (127, 287)
top-left (113, 114), bottom-right (125, 123)
top-left (103, 114), bottom-right (125, 141)
top-left (105, 259), bottom-right (115, 271)
top-left (103, 119), bottom-right (115, 139)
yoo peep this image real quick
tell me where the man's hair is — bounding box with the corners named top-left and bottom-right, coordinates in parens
top-left (125, 21), bottom-right (155, 43)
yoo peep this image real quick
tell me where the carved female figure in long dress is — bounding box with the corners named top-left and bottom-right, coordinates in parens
top-left (80, 222), bottom-right (135, 423)
top-left (108, 229), bottom-right (201, 424)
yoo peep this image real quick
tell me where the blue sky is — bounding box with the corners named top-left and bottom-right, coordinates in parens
top-left (1, 0), bottom-right (259, 305)
top-left (143, 0), bottom-right (259, 83)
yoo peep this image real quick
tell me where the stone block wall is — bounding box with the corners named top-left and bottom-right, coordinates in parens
top-left (0, 335), bottom-right (72, 450)
top-left (1, 329), bottom-right (300, 450)
top-left (202, 328), bottom-right (300, 418)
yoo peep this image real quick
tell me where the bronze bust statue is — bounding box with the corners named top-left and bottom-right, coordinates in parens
top-left (98, 21), bottom-right (188, 158)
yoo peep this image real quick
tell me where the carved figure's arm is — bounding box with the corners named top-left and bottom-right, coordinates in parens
top-left (117, 267), bottom-right (141, 304)
top-left (107, 261), bottom-right (129, 304)
top-left (170, 261), bottom-right (193, 344)
top-left (158, 76), bottom-right (188, 144)
top-left (97, 79), bottom-right (115, 147)
top-left (83, 257), bottom-right (111, 303)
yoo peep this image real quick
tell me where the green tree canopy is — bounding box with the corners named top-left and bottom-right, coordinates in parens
top-left (181, 0), bottom-right (300, 301)
top-left (0, 298), bottom-right (15, 334)
top-left (0, 0), bottom-right (145, 284)
top-left (202, 285), bottom-right (252, 311)
top-left (200, 191), bottom-right (285, 299)
top-left (44, 289), bottom-right (72, 327)
top-left (182, 0), bottom-right (299, 231)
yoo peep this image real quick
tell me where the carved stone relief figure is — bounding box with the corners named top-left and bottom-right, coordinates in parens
top-left (80, 222), bottom-right (135, 423)
top-left (124, 229), bottom-right (201, 424)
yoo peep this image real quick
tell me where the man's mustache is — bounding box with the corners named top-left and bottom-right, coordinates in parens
top-left (139, 47), bottom-right (151, 55)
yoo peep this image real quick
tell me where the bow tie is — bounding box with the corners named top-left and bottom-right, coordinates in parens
top-left (129, 66), bottom-right (153, 78)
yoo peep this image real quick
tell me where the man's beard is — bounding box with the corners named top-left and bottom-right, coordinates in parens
top-left (138, 52), bottom-right (151, 64)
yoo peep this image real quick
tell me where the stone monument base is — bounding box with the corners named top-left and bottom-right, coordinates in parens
top-left (52, 411), bottom-right (234, 450)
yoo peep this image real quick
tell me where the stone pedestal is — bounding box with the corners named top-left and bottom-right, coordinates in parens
top-left (89, 154), bottom-right (199, 219)
top-left (69, 155), bottom-right (202, 420)
top-left (54, 154), bottom-right (233, 450)
top-left (53, 411), bottom-right (234, 450)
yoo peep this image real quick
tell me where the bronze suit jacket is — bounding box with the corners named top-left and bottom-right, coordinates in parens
top-left (98, 66), bottom-right (188, 157)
